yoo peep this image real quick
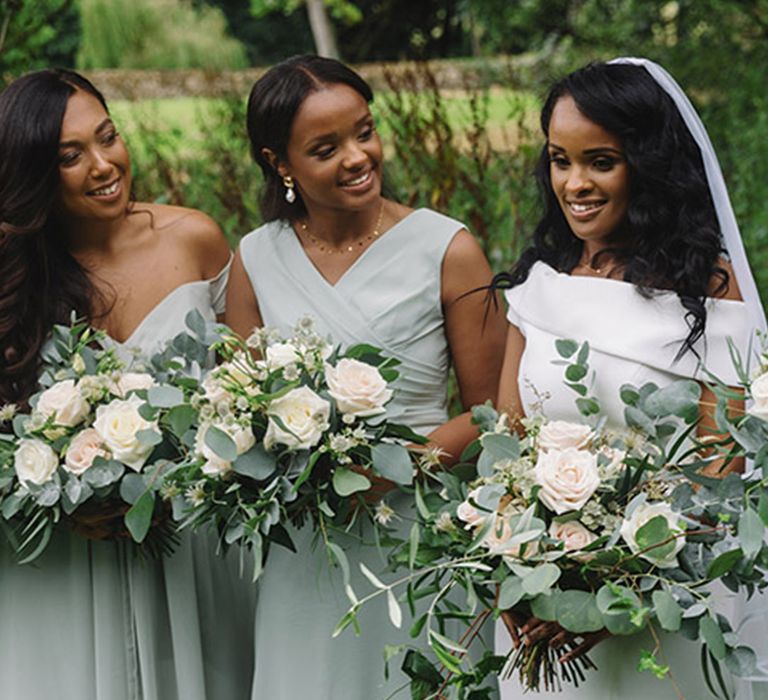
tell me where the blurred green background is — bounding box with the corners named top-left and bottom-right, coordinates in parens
top-left (2, 0), bottom-right (766, 302)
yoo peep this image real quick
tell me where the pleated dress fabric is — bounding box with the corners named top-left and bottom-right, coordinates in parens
top-left (496, 261), bottom-right (752, 699)
top-left (0, 260), bottom-right (257, 700)
top-left (239, 209), bottom-right (496, 699)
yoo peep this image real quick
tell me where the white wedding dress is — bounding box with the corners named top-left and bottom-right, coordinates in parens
top-left (497, 261), bottom-right (752, 699)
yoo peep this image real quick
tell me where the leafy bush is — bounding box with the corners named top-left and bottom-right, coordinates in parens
top-left (78, 0), bottom-right (248, 70)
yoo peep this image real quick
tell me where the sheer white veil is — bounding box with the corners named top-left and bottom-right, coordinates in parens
top-left (609, 57), bottom-right (766, 336)
top-left (609, 58), bottom-right (767, 699)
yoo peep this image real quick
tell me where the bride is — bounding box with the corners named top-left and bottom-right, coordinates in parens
top-left (494, 58), bottom-right (765, 699)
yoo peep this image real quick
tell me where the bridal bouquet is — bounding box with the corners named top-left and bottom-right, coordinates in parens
top-left (162, 318), bottom-right (426, 581)
top-left (0, 318), bottom-right (204, 562)
top-left (342, 340), bottom-right (768, 698)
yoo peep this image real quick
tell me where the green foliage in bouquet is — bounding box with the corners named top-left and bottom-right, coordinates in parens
top-left (161, 318), bottom-right (428, 582)
top-left (342, 340), bottom-right (768, 699)
top-left (0, 313), bottom-right (215, 562)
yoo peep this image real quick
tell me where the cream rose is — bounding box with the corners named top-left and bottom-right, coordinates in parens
top-left (620, 501), bottom-right (685, 568)
top-left (14, 438), bottom-right (59, 485)
top-left (36, 379), bottom-right (89, 427)
top-left (93, 396), bottom-right (157, 471)
top-left (482, 506), bottom-right (538, 560)
top-left (64, 428), bottom-right (110, 475)
top-left (265, 342), bottom-right (301, 370)
top-left (264, 386), bottom-right (330, 450)
top-left (749, 372), bottom-right (768, 421)
top-left (112, 372), bottom-right (156, 398)
top-left (538, 420), bottom-right (593, 451)
top-left (196, 421), bottom-right (256, 475)
top-left (534, 447), bottom-right (600, 514)
top-left (549, 520), bottom-right (597, 553)
top-left (325, 358), bottom-right (393, 418)
top-left (456, 488), bottom-right (487, 527)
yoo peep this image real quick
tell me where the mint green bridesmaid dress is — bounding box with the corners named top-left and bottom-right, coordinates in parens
top-left (0, 261), bottom-right (256, 699)
top-left (239, 209), bottom-right (497, 699)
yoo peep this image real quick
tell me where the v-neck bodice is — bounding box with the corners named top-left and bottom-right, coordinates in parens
top-left (100, 257), bottom-right (231, 363)
top-left (239, 208), bottom-right (463, 435)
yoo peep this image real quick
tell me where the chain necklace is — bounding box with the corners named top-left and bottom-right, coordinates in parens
top-left (299, 200), bottom-right (385, 255)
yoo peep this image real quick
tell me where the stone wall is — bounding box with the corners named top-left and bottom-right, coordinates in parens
top-left (83, 54), bottom-right (549, 101)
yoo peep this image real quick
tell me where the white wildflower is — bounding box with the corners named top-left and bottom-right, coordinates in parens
top-left (185, 481), bottom-right (207, 507)
top-left (434, 511), bottom-right (456, 533)
top-left (0, 403), bottom-right (17, 422)
top-left (374, 501), bottom-right (397, 526)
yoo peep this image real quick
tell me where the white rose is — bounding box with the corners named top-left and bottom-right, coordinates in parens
top-left (14, 438), bottom-right (58, 485)
top-left (265, 342), bottom-right (301, 370)
top-left (538, 420), bottom-right (593, 451)
top-left (36, 379), bottom-right (90, 427)
top-left (549, 520), bottom-right (597, 553)
top-left (93, 396), bottom-right (157, 471)
top-left (620, 501), bottom-right (685, 569)
top-left (749, 372), bottom-right (768, 421)
top-left (325, 358), bottom-right (393, 418)
top-left (64, 428), bottom-right (110, 475)
top-left (534, 447), bottom-right (600, 514)
top-left (456, 488), bottom-right (486, 527)
top-left (196, 421), bottom-right (256, 476)
top-left (112, 372), bottom-right (156, 398)
top-left (264, 386), bottom-right (330, 450)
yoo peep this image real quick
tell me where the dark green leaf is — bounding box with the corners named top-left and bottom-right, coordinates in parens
top-left (555, 339), bottom-right (578, 359)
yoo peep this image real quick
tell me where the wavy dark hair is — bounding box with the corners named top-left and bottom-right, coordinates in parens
top-left (246, 54), bottom-right (374, 223)
top-left (495, 61), bottom-right (728, 357)
top-left (0, 69), bottom-right (110, 405)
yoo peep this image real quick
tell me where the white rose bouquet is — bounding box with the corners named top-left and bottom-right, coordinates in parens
top-left (161, 318), bottom-right (426, 582)
top-left (342, 339), bottom-right (768, 698)
top-left (0, 316), bottom-right (211, 562)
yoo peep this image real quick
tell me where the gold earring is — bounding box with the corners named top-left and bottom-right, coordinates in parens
top-left (282, 175), bottom-right (296, 204)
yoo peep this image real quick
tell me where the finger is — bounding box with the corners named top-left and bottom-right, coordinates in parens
top-left (560, 629), bottom-right (610, 664)
top-left (519, 616), bottom-right (541, 635)
top-left (549, 630), bottom-right (570, 649)
top-left (500, 611), bottom-right (521, 648)
top-left (524, 621), bottom-right (560, 645)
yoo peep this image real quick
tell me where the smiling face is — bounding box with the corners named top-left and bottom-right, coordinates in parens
top-left (57, 89), bottom-right (131, 222)
top-left (547, 95), bottom-right (629, 251)
top-left (277, 82), bottom-right (382, 214)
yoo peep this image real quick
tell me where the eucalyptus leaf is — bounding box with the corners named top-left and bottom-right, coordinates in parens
top-left (738, 508), bottom-right (764, 558)
top-left (700, 616), bottom-right (727, 660)
top-left (725, 646), bottom-right (758, 677)
top-left (653, 590), bottom-right (683, 632)
top-left (556, 590), bottom-right (604, 633)
top-left (35, 480), bottom-right (61, 507)
top-left (332, 468), bottom-right (371, 497)
top-left (204, 425), bottom-right (237, 462)
top-left (497, 577), bottom-right (525, 610)
top-left (119, 473), bottom-right (148, 505)
top-left (165, 404), bottom-right (196, 439)
top-left (234, 444), bottom-right (277, 481)
top-left (477, 433), bottom-right (520, 477)
top-left (371, 443), bottom-right (413, 485)
top-left (136, 429), bottom-right (163, 447)
top-left (530, 592), bottom-right (558, 621)
top-left (521, 563), bottom-right (560, 596)
top-left (555, 339), bottom-right (578, 358)
top-left (124, 491), bottom-right (155, 543)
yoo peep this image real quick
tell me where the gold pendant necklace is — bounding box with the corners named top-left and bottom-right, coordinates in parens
top-left (300, 200), bottom-right (385, 255)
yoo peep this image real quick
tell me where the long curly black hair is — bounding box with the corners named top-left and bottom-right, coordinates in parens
top-left (0, 69), bottom-right (111, 405)
top-left (495, 61), bottom-right (728, 357)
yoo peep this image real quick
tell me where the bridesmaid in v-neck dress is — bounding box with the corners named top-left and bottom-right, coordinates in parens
top-left (0, 69), bottom-right (254, 700)
top-left (226, 55), bottom-right (508, 699)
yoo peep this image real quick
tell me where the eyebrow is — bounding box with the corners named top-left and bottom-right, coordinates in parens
top-left (59, 118), bottom-right (114, 148)
top-left (304, 113), bottom-right (373, 148)
top-left (548, 143), bottom-right (623, 156)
